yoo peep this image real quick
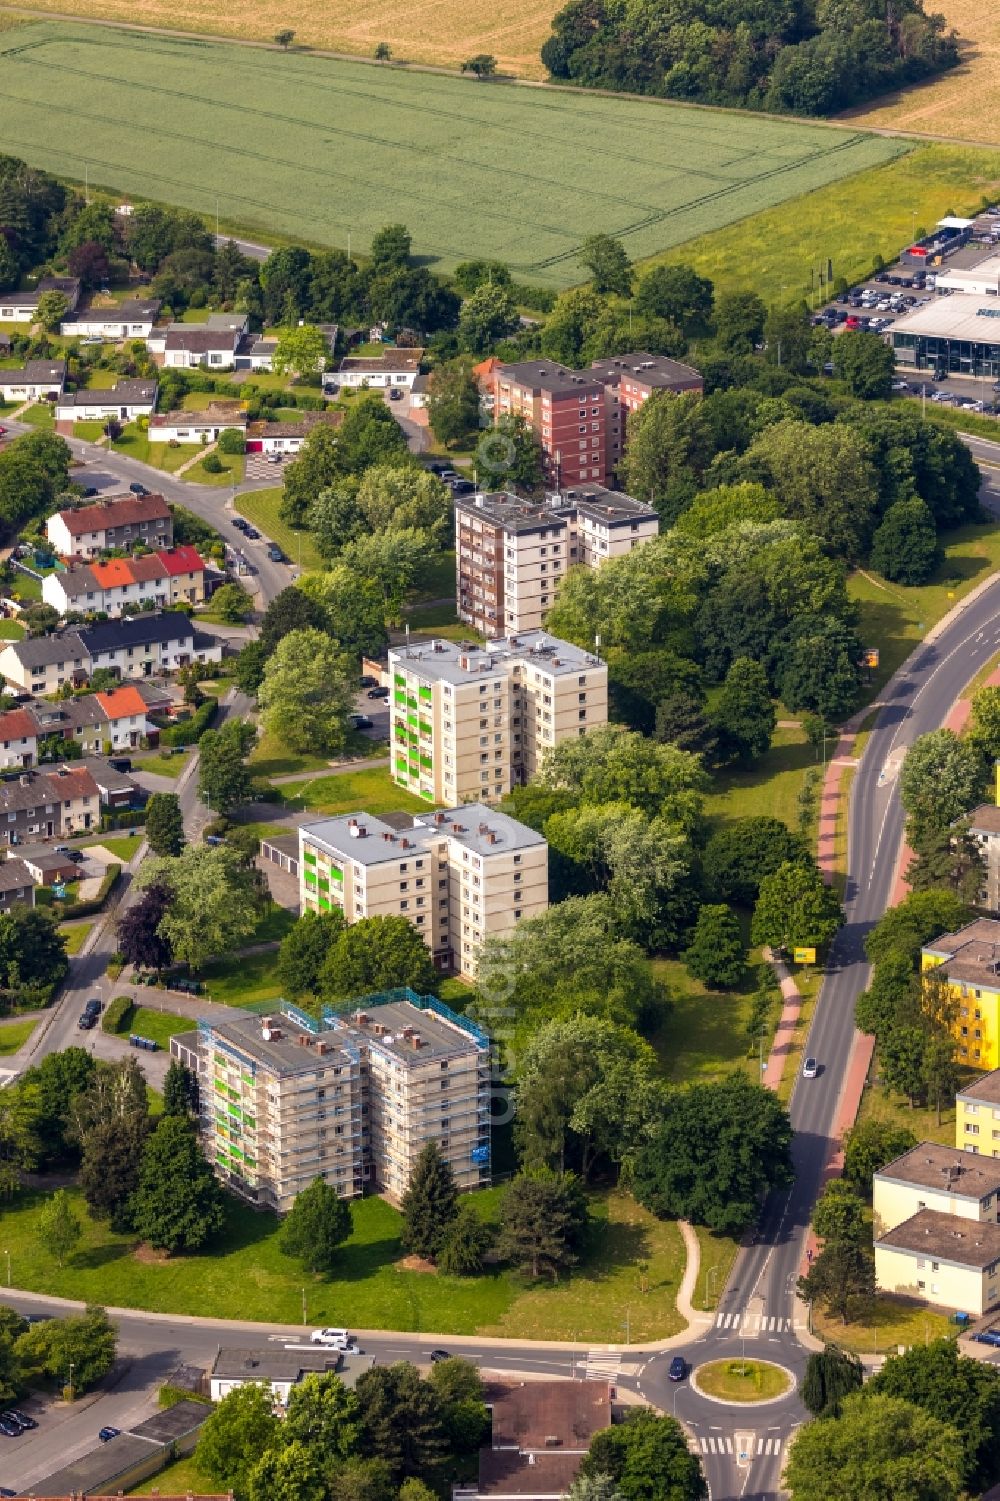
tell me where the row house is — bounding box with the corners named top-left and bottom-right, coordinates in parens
top-left (43, 545), bottom-right (207, 616)
top-left (46, 492), bottom-right (172, 559)
top-left (0, 764), bottom-right (101, 844)
top-left (0, 613), bottom-right (221, 692)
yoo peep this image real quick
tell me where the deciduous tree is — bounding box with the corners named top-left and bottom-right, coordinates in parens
top-left (37, 1188), bottom-right (81, 1267)
top-left (712, 655), bottom-right (775, 762)
top-left (273, 323), bottom-right (329, 378)
top-left (144, 793), bottom-right (185, 856)
top-left (801, 1344), bottom-right (863, 1418)
top-left (277, 909), bottom-right (346, 998)
top-left (684, 904), bottom-right (746, 989)
top-left (280, 1174), bottom-right (354, 1273)
top-left (258, 627), bottom-right (354, 755)
top-left (900, 729), bottom-right (984, 840)
top-left (783, 1393), bottom-right (962, 1501)
top-left (870, 498), bottom-right (939, 585)
top-left (581, 1408), bottom-right (707, 1501)
top-left (138, 845), bottom-right (259, 972)
top-left (751, 860), bottom-right (843, 954)
top-left (197, 1381), bottom-right (282, 1492)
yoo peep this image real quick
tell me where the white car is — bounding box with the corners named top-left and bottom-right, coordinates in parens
top-left (802, 1057), bottom-right (818, 1079)
top-left (310, 1327), bottom-right (350, 1348)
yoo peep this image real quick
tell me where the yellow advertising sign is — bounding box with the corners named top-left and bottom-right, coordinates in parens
top-left (863, 648), bottom-right (879, 669)
top-left (794, 947), bottom-right (817, 965)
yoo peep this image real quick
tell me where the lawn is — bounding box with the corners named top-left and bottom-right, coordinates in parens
top-left (691, 1225), bottom-right (742, 1313)
top-left (19, 402), bottom-right (54, 428)
top-left (0, 619), bottom-right (24, 639)
top-left (201, 947), bottom-right (284, 1007)
top-left (696, 1359), bottom-right (791, 1401)
top-left (112, 1004), bottom-right (191, 1048)
top-left (278, 765), bottom-right (430, 816)
top-left (130, 1456), bottom-right (216, 1496)
top-left (84, 833), bottom-right (144, 861)
top-left (648, 954), bottom-right (764, 1086)
top-left (812, 1296), bottom-right (955, 1354)
top-left (59, 919), bottom-right (95, 956)
top-left (184, 450), bottom-right (245, 486)
top-left (84, 367), bottom-right (120, 389)
top-left (0, 22), bottom-right (907, 285)
top-left (133, 750), bottom-right (190, 778)
top-left (145, 441), bottom-right (195, 475)
top-left (72, 419), bottom-right (106, 441)
top-left (0, 1017), bottom-right (38, 1055)
top-left (849, 518), bottom-right (1000, 697)
top-left (645, 143), bottom-right (1000, 306)
top-left (9, 571), bottom-right (41, 602)
top-left (234, 487), bottom-right (322, 570)
top-left (110, 422), bottom-right (150, 463)
top-left (855, 1063), bottom-right (972, 1149)
top-left (704, 724), bottom-right (816, 832)
top-left (250, 729), bottom-right (333, 779)
top-left (409, 551), bottom-right (457, 606)
top-left (0, 1183), bottom-right (686, 1340)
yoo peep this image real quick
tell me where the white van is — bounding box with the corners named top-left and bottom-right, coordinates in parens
top-left (310, 1327), bottom-right (351, 1348)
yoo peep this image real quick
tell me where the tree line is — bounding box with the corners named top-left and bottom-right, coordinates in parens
top-left (540, 0), bottom-right (959, 116)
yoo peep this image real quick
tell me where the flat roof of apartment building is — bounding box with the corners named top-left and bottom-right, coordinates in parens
top-left (342, 998), bottom-right (487, 1063)
top-left (495, 360), bottom-right (604, 396)
top-left (390, 629), bottom-right (603, 685)
top-left (924, 919), bottom-right (1000, 987)
top-left (205, 1008), bottom-right (358, 1078)
top-left (876, 1208), bottom-right (1000, 1267)
top-left (455, 491), bottom-right (566, 536)
top-left (876, 1141), bottom-right (1000, 1200)
top-left (589, 351), bottom-right (703, 388)
top-left (549, 481), bottom-right (659, 525)
top-left (302, 804), bottom-right (544, 866)
top-left (958, 1068), bottom-right (1000, 1107)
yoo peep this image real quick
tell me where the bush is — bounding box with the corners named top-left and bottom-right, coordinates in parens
top-left (200, 452), bottom-right (224, 474)
top-left (160, 698), bottom-right (217, 746)
top-left (159, 1383), bottom-right (212, 1409)
top-left (72, 863), bottom-right (122, 919)
top-left (217, 427), bottom-right (245, 455)
top-left (102, 992), bottom-right (135, 1034)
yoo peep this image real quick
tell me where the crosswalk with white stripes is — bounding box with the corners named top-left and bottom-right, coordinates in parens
top-left (697, 1434), bottom-right (784, 1456)
top-left (584, 1350), bottom-right (621, 1381)
top-left (715, 1309), bottom-right (793, 1333)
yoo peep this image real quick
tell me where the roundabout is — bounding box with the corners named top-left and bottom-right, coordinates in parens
top-left (691, 1358), bottom-right (795, 1405)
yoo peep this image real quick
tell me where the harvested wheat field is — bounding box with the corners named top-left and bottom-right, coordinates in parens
top-left (846, 0), bottom-right (1000, 146)
top-left (0, 0), bottom-right (555, 75)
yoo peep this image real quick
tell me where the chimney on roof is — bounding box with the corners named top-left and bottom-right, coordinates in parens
top-left (411, 1033), bottom-right (422, 1049)
top-left (261, 1018), bottom-right (281, 1041)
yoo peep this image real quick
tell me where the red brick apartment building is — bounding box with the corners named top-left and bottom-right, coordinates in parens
top-left (493, 360), bottom-right (608, 486)
top-left (494, 354), bottom-right (703, 485)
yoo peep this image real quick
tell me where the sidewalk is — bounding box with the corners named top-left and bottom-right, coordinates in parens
top-left (761, 950), bottom-right (803, 1092)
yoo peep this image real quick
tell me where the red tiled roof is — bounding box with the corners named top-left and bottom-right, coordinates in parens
top-left (158, 544), bottom-right (205, 576)
top-left (0, 709), bottom-right (37, 742)
top-left (488, 1379), bottom-right (611, 1450)
top-left (89, 557), bottom-right (135, 590)
top-left (56, 493), bottom-right (170, 536)
top-left (127, 552), bottom-right (169, 584)
top-left (95, 685), bottom-right (147, 720)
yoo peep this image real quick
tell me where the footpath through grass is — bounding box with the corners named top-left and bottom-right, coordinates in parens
top-left (1, 1185), bottom-right (685, 1341)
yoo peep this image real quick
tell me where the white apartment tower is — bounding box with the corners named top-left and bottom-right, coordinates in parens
top-left (299, 803), bottom-right (548, 979)
top-left (388, 630), bottom-right (608, 807)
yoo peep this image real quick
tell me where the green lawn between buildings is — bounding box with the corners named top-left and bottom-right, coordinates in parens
top-left (277, 765), bottom-right (429, 817)
top-left (234, 487), bottom-right (322, 570)
top-left (0, 1017), bottom-right (38, 1055)
top-left (58, 919), bottom-right (95, 956)
top-left (111, 1004), bottom-right (192, 1049)
top-left (3, 1185), bottom-right (686, 1342)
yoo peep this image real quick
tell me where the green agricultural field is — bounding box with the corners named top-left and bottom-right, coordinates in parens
top-left (0, 22), bottom-right (907, 285)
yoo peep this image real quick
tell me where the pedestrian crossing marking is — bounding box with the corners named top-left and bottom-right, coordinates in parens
top-left (698, 1436), bottom-right (783, 1456)
top-left (584, 1349), bottom-right (621, 1381)
top-left (714, 1310), bottom-right (792, 1333)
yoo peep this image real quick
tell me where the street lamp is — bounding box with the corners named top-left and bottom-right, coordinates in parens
top-left (622, 1307), bottom-right (631, 1346)
top-left (4, 1249), bottom-right (9, 1287)
top-left (301, 1287), bottom-right (307, 1327)
top-left (68, 1360), bottom-right (75, 1400)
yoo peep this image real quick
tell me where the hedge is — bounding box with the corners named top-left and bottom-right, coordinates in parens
top-left (159, 1384), bottom-right (212, 1409)
top-left (100, 809), bottom-right (145, 832)
top-left (71, 862), bottom-right (121, 919)
top-left (102, 993), bottom-right (135, 1034)
top-left (160, 698), bottom-right (217, 746)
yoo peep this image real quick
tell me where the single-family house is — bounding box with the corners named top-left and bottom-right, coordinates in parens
top-left (46, 492), bottom-right (172, 559)
top-left (54, 378), bottom-right (158, 424)
top-left (0, 358), bottom-right (67, 402)
top-left (79, 755), bottom-right (142, 810)
top-left (244, 410), bottom-right (343, 454)
top-left (0, 276), bottom-right (81, 324)
top-left (148, 404), bottom-right (247, 444)
top-left (93, 685), bottom-right (152, 749)
top-left (60, 298), bottom-right (161, 341)
top-left (147, 313), bottom-right (248, 369)
top-left (235, 335), bottom-right (278, 372)
top-left (209, 1347), bottom-right (368, 1404)
top-left (0, 857), bottom-right (35, 909)
top-left (0, 708), bottom-right (39, 769)
top-left (454, 1379), bottom-right (614, 1501)
top-left (0, 764), bottom-right (100, 844)
top-left (0, 632), bottom-right (89, 695)
top-left (329, 346), bottom-right (424, 391)
top-left (78, 612), bottom-right (221, 678)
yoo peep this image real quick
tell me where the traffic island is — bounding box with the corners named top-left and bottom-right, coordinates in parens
top-left (692, 1358), bottom-right (794, 1404)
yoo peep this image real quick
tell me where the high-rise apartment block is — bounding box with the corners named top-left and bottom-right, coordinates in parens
top-left (455, 484), bottom-right (659, 637)
top-left (298, 803), bottom-right (548, 978)
top-left (173, 991), bottom-right (491, 1212)
top-left (493, 353), bottom-right (703, 486)
top-left (388, 631), bottom-right (607, 807)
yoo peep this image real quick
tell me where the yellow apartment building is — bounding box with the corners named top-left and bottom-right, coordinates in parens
top-left (921, 919), bottom-right (1000, 1069)
top-left (956, 1068), bottom-right (1000, 1155)
top-left (875, 1208), bottom-right (1000, 1316)
top-left (873, 1141), bottom-right (1000, 1238)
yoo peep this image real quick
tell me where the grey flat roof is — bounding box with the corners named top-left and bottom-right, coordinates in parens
top-left (389, 629), bottom-right (602, 686)
top-left (205, 1007), bottom-right (358, 1078)
top-left (345, 998), bottom-right (486, 1063)
top-left (496, 359), bottom-right (604, 396)
top-left (877, 1207), bottom-right (1000, 1267)
top-left (876, 1141), bottom-right (1000, 1199)
top-left (213, 1345), bottom-right (346, 1380)
top-left (19, 1431), bottom-right (163, 1494)
top-left (417, 803), bottom-right (546, 858)
top-left (455, 491), bottom-right (559, 536)
top-left (301, 810), bottom-right (427, 867)
top-left (589, 351), bottom-right (703, 388)
top-left (891, 293), bottom-right (1000, 341)
top-left (550, 481), bottom-right (659, 525)
top-left (130, 1398), bottom-right (211, 1443)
